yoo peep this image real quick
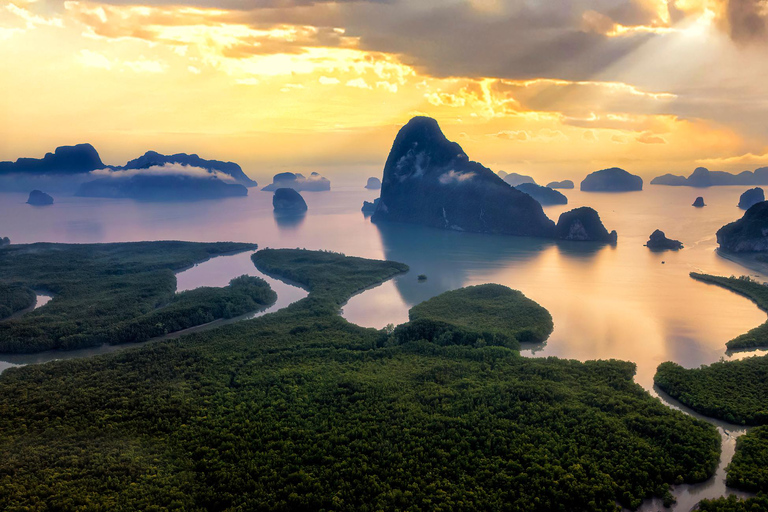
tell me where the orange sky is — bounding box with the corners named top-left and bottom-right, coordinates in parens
top-left (2, 0), bottom-right (768, 183)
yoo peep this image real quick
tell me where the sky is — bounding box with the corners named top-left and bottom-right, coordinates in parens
top-left (2, 0), bottom-right (768, 183)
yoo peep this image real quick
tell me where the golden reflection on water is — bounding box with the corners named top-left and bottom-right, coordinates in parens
top-left (344, 186), bottom-right (768, 392)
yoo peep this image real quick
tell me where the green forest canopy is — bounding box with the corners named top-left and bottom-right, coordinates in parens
top-left (0, 242), bottom-right (275, 353)
top-left (0, 248), bottom-right (724, 511)
top-left (655, 356), bottom-right (768, 426)
top-left (393, 283), bottom-right (553, 350)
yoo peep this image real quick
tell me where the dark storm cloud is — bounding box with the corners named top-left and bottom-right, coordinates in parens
top-left (725, 0), bottom-right (768, 43)
top-left (79, 0), bottom-right (662, 82)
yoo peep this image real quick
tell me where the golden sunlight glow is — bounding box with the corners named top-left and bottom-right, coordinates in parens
top-left (0, 0), bottom-right (764, 181)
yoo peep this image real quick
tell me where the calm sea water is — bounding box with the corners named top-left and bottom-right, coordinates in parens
top-left (1, 184), bottom-right (767, 509)
top-left (2, 186), bottom-right (766, 387)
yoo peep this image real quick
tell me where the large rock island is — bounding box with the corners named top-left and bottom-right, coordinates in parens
top-left (118, 151), bottom-right (257, 187)
top-left (555, 207), bottom-right (617, 243)
top-left (0, 144), bottom-right (103, 175)
top-left (515, 183), bottom-right (568, 205)
top-left (371, 117), bottom-right (556, 237)
top-left (717, 201), bottom-right (768, 252)
top-left (581, 167), bottom-right (643, 192)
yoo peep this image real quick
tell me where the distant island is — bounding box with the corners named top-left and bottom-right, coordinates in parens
top-left (555, 207), bottom-right (617, 243)
top-left (262, 171), bottom-right (331, 191)
top-left (581, 167), bottom-right (643, 192)
top-left (515, 183), bottom-right (568, 205)
top-left (0, 144), bottom-right (103, 175)
top-left (717, 201), bottom-right (768, 252)
top-left (738, 188), bottom-right (765, 210)
top-left (27, 190), bottom-right (54, 206)
top-left (646, 230), bottom-right (683, 251)
top-left (272, 187), bottom-right (307, 212)
top-left (652, 166), bottom-right (768, 187)
top-left (77, 175), bottom-right (247, 201)
top-left (693, 196), bottom-right (706, 207)
top-left (502, 172), bottom-right (536, 187)
top-left (365, 177), bottom-right (381, 190)
top-left (371, 117), bottom-right (556, 238)
top-left (116, 151), bottom-right (257, 187)
top-left (546, 180), bottom-right (574, 189)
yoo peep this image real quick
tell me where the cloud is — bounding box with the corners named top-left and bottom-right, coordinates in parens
top-left (723, 0), bottom-right (768, 43)
top-left (91, 163), bottom-right (235, 181)
top-left (77, 49), bottom-right (112, 69)
top-left (490, 128), bottom-right (567, 142)
top-left (346, 77), bottom-right (371, 88)
top-left (123, 58), bottom-right (166, 73)
top-left (696, 150), bottom-right (768, 167)
top-left (439, 170), bottom-right (475, 185)
top-left (636, 132), bottom-right (667, 144)
top-left (611, 134), bottom-right (630, 143)
top-left (493, 130), bottom-right (531, 141)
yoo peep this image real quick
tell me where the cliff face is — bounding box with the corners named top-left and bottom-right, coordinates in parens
top-left (717, 201), bottom-right (768, 252)
top-left (581, 168), bottom-right (643, 192)
top-left (0, 144), bottom-right (103, 175)
top-left (371, 117), bottom-right (556, 238)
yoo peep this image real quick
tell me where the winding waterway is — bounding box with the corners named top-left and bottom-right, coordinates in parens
top-left (1, 184), bottom-right (767, 509)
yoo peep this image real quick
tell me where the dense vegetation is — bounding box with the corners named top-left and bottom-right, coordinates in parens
top-left (0, 283), bottom-right (36, 320)
top-left (393, 284), bottom-right (553, 350)
top-left (697, 494), bottom-right (768, 511)
top-left (0, 248), bottom-right (723, 511)
top-left (654, 356), bottom-right (768, 425)
top-left (696, 427), bottom-right (768, 511)
top-left (727, 426), bottom-right (768, 492)
top-left (690, 273), bottom-right (768, 350)
top-left (0, 242), bottom-right (275, 353)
